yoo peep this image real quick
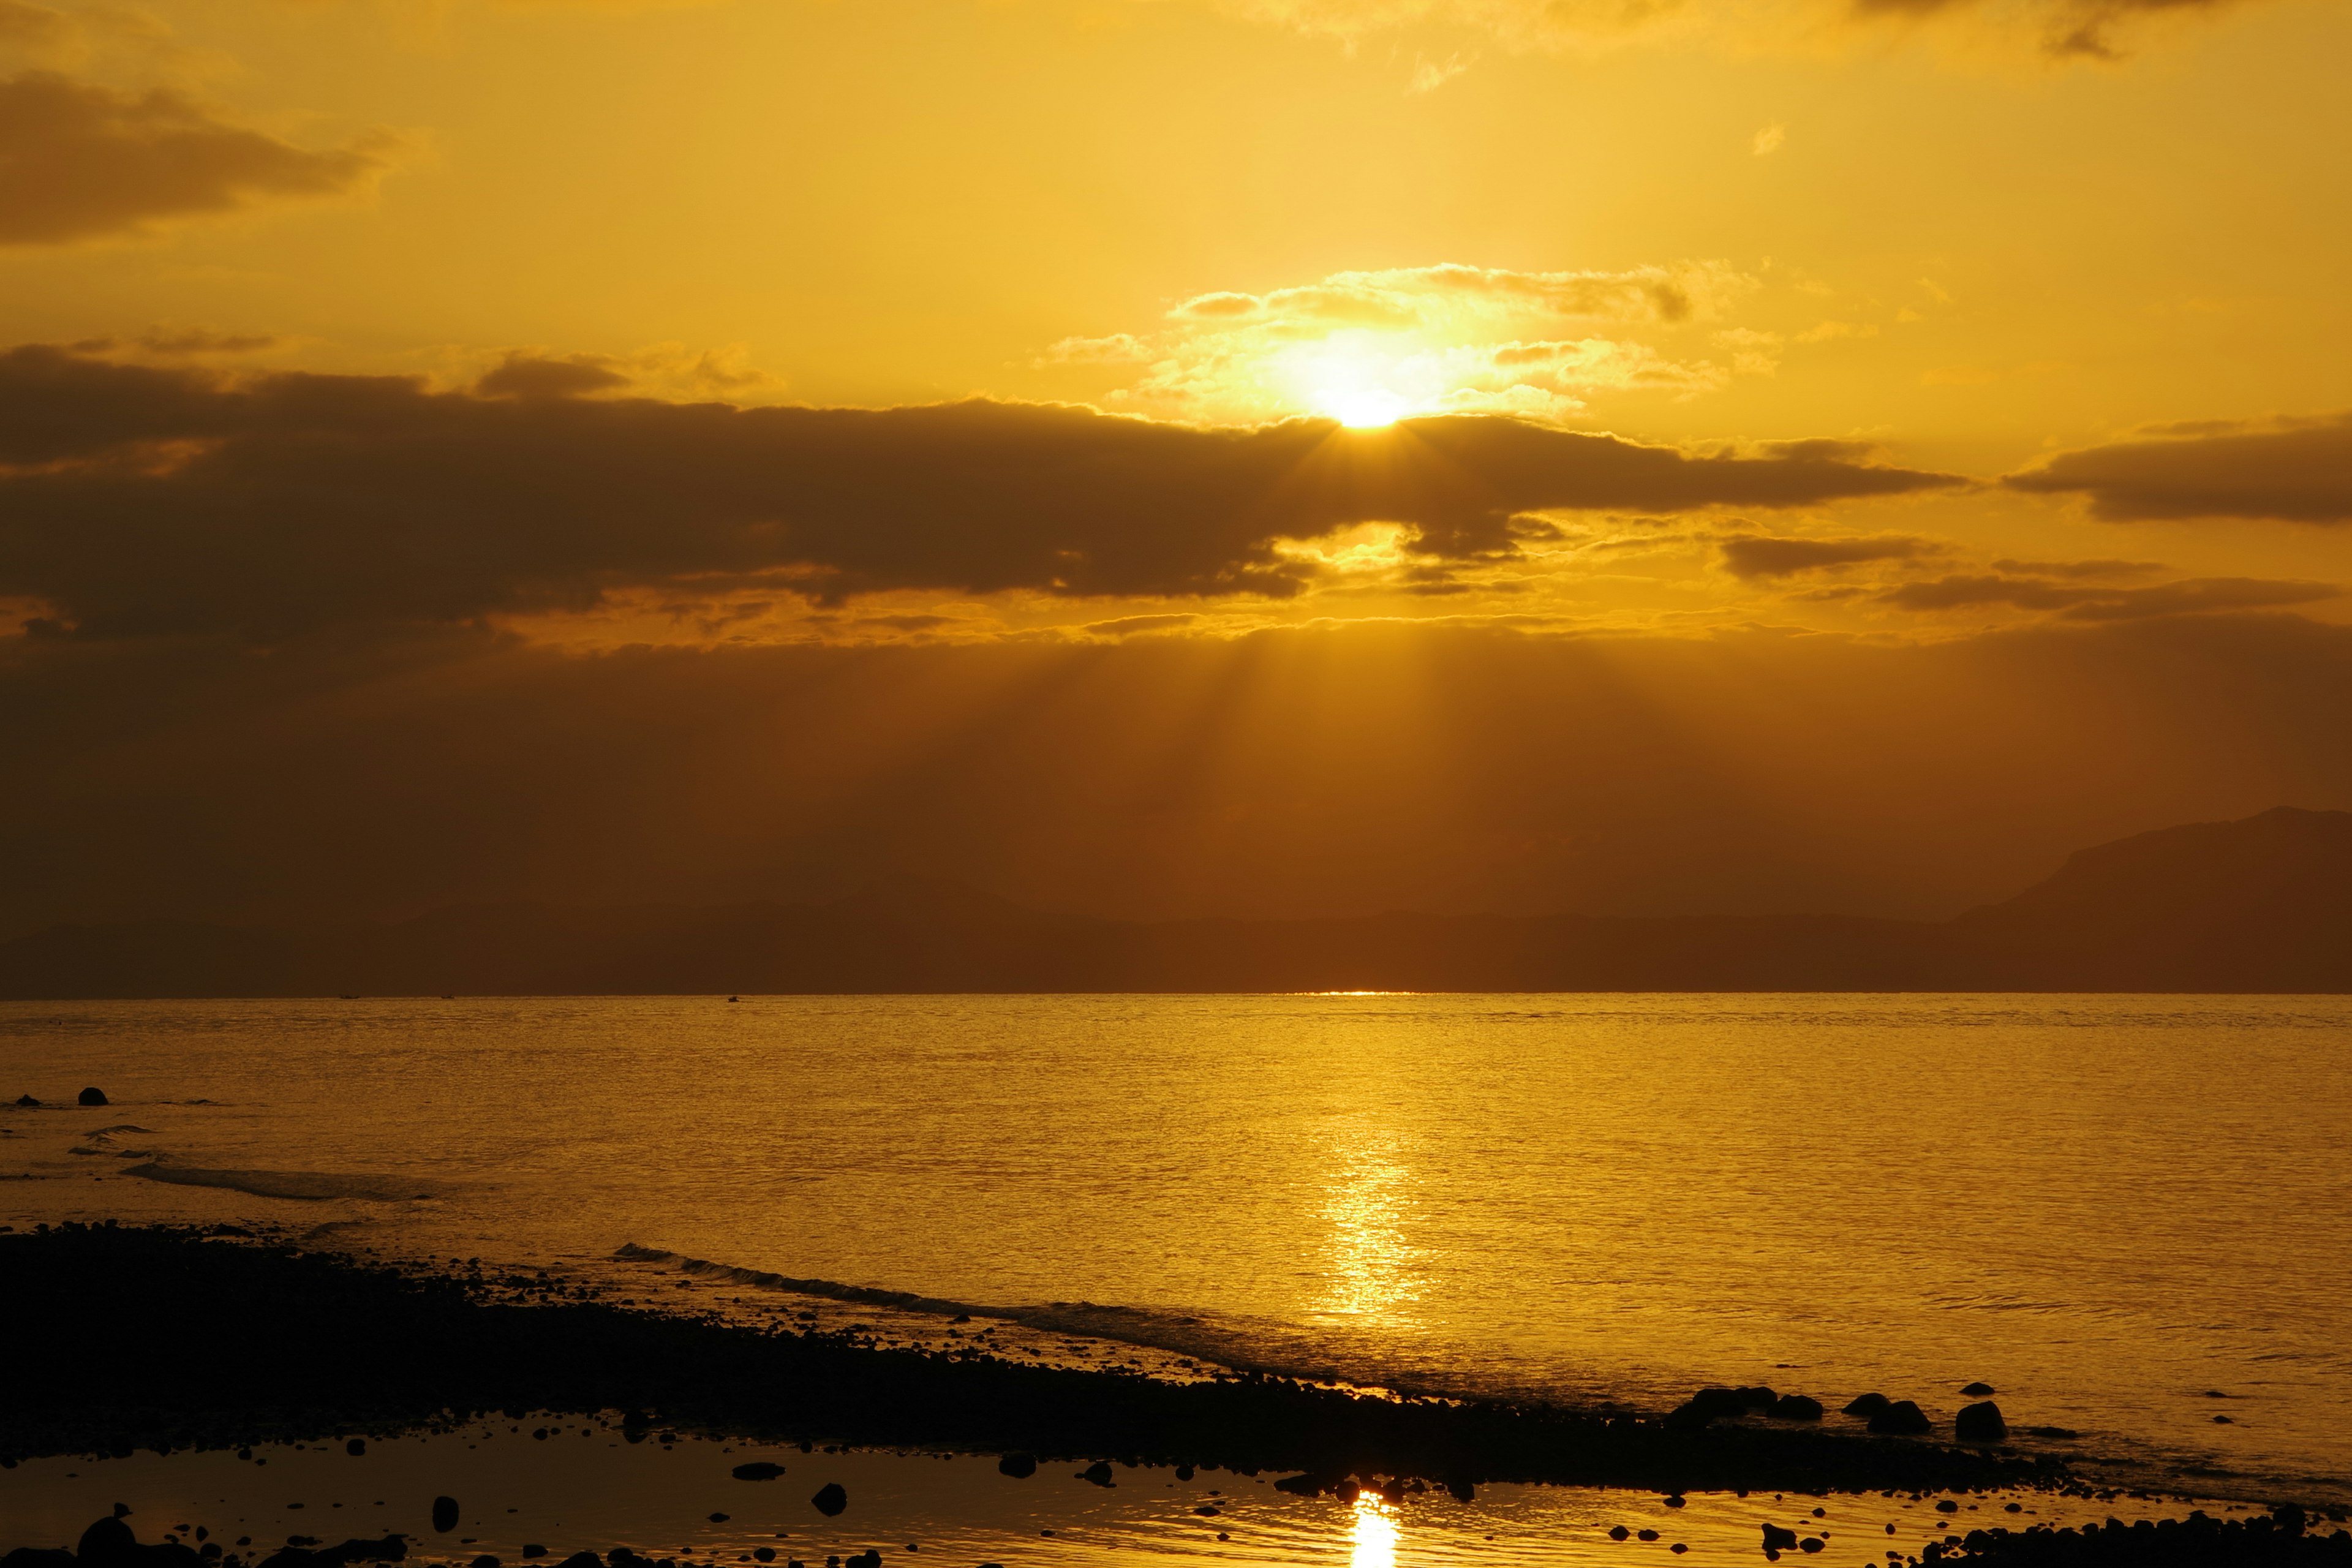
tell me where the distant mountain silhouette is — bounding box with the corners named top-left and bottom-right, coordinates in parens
top-left (3, 807), bottom-right (2346, 998)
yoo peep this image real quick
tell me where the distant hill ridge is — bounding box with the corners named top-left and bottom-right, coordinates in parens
top-left (4, 807), bottom-right (2348, 998)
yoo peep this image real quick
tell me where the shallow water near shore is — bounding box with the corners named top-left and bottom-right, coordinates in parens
top-left (4, 993), bottom-right (2350, 1504)
top-left (0, 1427), bottom-right (2266, 1567)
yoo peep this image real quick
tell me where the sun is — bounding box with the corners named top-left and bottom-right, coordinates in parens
top-left (1319, 383), bottom-right (1411, 428)
top-left (1283, 333), bottom-right (1425, 428)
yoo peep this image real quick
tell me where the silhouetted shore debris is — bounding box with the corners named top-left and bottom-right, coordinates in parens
top-left (1, 1224), bottom-right (2073, 1518)
top-left (1931, 1506), bottom-right (2352, 1562)
top-left (12, 1095), bottom-right (37, 1107)
top-left (730, 1463), bottom-right (785, 1480)
top-left (1966, 1384), bottom-right (1999, 1398)
top-left (808, 1485), bottom-right (846, 1518)
top-left (1771, 1396), bottom-right (1825, 1422)
top-left (1847, 1393), bottom-right (1894, 1417)
top-left (994, 1453), bottom-right (1035, 1479)
top-left (429, 1502), bottom-right (457, 1537)
top-left (78, 1088), bottom-right (108, 1107)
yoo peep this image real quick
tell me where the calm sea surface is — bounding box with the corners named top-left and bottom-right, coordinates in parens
top-left (5, 994), bottom-right (2349, 1502)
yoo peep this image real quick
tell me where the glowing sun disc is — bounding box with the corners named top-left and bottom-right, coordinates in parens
top-left (1321, 385), bottom-right (1410, 428)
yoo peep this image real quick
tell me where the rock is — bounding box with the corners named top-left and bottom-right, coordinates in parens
top-left (77, 1518), bottom-right (140, 1568)
top-left (752, 1553), bottom-right (773, 1564)
top-left (1174, 1464), bottom-right (1194, 1482)
top-left (1635, 1530), bottom-right (1658, 1542)
top-left (469, 1557), bottom-right (499, 1568)
top-left (1954, 1401), bottom-right (2008, 1442)
top-left (706, 1515), bottom-right (728, 1525)
top-left (429, 1501), bottom-right (459, 1536)
top-left (2214, 1414), bottom-right (2234, 1424)
top-left (1733, 1386), bottom-right (1778, 1409)
top-left (520, 1550), bottom-right (544, 1560)
top-left (345, 1441), bottom-right (365, 1457)
top-left (4, 1550), bottom-right (77, 1568)
top-left (1664, 1386), bottom-right (1750, 1428)
top-left (1078, 1461), bottom-right (1115, 1488)
top-left (1798, 1539), bottom-right (1823, 1555)
top-left (1842, 1393), bottom-right (1891, 1417)
top-left (809, 1483), bottom-right (847, 1518)
top-left (2024, 1425), bottom-right (2078, 1439)
top-left (1961, 1382), bottom-right (1996, 1397)
top-left (1663, 1495), bottom-right (1686, 1509)
top-left (1868, 1400), bottom-right (1932, 1434)
top-left (995, 1453), bottom-right (1036, 1480)
top-left (1768, 1395), bottom-right (1823, 1421)
top-left (1446, 1479), bottom-right (1475, 1504)
top-left (11, 1095), bottom-right (37, 1107)
top-left (78, 1088), bottom-right (108, 1107)
top-left (1762, 1525), bottom-right (1798, 1551)
top-left (1607, 1526), bottom-right (1629, 1541)
top-left (1936, 1500), bottom-right (1959, 1513)
top-left (556, 1555), bottom-right (602, 1568)
top-left (732, 1463), bottom-right (786, 1481)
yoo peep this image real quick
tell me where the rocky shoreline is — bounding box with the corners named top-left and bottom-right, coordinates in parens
top-left (4, 1225), bottom-right (2347, 1566)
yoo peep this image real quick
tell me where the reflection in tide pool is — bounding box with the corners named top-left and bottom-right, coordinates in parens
top-left (1350, 1492), bottom-right (1400, 1568)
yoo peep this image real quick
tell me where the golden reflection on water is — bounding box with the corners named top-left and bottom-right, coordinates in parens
top-left (1351, 1492), bottom-right (1401, 1568)
top-left (1319, 1125), bottom-right (1425, 1324)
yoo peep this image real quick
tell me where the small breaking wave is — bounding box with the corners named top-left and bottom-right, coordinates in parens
top-left (127, 1163), bottom-right (450, 1202)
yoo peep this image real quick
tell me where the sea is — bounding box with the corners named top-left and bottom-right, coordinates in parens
top-left (4, 993), bottom-right (2348, 1561)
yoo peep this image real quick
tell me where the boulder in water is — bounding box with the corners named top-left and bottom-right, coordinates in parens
top-left (1842, 1393), bottom-right (1891, 1417)
top-left (429, 1500), bottom-right (459, 1536)
top-left (345, 1440), bottom-right (365, 1457)
top-left (77, 1517), bottom-right (139, 1568)
top-left (1961, 1382), bottom-right (1996, 1397)
top-left (1867, 1400), bottom-right (1932, 1435)
top-left (1733, 1386), bottom-right (1778, 1409)
top-left (732, 1463), bottom-right (786, 1481)
top-left (1954, 1401), bottom-right (2008, 1442)
top-left (1769, 1395), bottom-right (1823, 1421)
top-left (810, 1483), bottom-right (848, 1518)
top-left (1762, 1524), bottom-right (1798, 1551)
top-left (1078, 1461), bottom-right (1115, 1488)
top-left (12, 1095), bottom-right (37, 1107)
top-left (78, 1088), bottom-right (108, 1107)
top-left (996, 1453), bottom-right (1036, 1480)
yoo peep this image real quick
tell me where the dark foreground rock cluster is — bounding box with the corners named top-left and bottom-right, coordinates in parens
top-left (0, 1224), bottom-right (2061, 1498)
top-left (1933, 1507), bottom-right (2352, 1564)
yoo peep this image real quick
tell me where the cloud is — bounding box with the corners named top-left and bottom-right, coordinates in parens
top-left (476, 352), bottom-right (634, 401)
top-left (0, 344), bottom-right (1964, 639)
top-left (2003, 413), bottom-right (2352, 524)
top-left (1084, 612), bottom-right (1200, 637)
top-left (1988, 557), bottom-right (2163, 579)
top-left (0, 70), bottom-right (394, 245)
top-left (1055, 262), bottom-right (1762, 425)
top-left (1878, 573), bottom-right (2339, 620)
top-left (1719, 533), bottom-right (1932, 578)
top-left (1216, 0), bottom-right (2250, 58)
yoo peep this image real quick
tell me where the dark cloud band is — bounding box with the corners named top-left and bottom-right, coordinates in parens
top-left (2004, 414), bottom-right (2352, 524)
top-left (0, 345), bottom-right (1963, 638)
top-left (0, 72), bottom-right (390, 246)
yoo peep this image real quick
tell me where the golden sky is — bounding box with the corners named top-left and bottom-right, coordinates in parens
top-left (1, 0), bottom-right (2348, 926)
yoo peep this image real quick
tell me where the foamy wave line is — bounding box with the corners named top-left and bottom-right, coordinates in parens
top-left (611, 1243), bottom-right (1506, 1406)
